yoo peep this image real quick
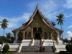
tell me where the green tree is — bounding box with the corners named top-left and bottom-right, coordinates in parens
top-left (6, 33), bottom-right (12, 43)
top-left (57, 13), bottom-right (64, 39)
top-left (50, 21), bottom-right (56, 26)
top-left (1, 19), bottom-right (8, 36)
top-left (6, 32), bottom-right (11, 38)
top-left (0, 36), bottom-right (5, 44)
top-left (57, 13), bottom-right (64, 30)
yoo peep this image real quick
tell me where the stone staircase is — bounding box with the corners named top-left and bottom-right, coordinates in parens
top-left (15, 52), bottom-right (55, 54)
top-left (44, 46), bottom-right (54, 52)
top-left (21, 46), bottom-right (54, 52)
top-left (17, 39), bottom-right (54, 52)
top-left (33, 40), bottom-right (40, 46)
top-left (21, 46), bottom-right (38, 52)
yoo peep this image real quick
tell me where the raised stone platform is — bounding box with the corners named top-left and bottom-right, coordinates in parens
top-left (14, 52), bottom-right (55, 54)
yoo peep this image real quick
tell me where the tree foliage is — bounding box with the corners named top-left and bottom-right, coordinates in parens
top-left (50, 21), bottom-right (56, 26)
top-left (0, 18), bottom-right (8, 36)
top-left (2, 44), bottom-right (9, 53)
top-left (57, 13), bottom-right (64, 30)
top-left (6, 33), bottom-right (12, 38)
top-left (66, 44), bottom-right (72, 52)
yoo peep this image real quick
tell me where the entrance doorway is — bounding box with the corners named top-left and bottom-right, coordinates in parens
top-left (33, 27), bottom-right (42, 46)
top-left (33, 27), bottom-right (42, 40)
top-left (35, 33), bottom-right (41, 39)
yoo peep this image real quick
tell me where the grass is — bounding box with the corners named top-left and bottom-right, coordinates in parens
top-left (0, 51), bottom-right (14, 54)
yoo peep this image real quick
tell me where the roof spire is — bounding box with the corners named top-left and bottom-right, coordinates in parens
top-left (36, 4), bottom-right (38, 8)
top-left (36, 0), bottom-right (39, 9)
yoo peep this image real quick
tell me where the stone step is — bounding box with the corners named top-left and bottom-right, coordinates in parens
top-left (44, 46), bottom-right (53, 52)
top-left (21, 46), bottom-right (54, 52)
top-left (15, 52), bottom-right (55, 54)
top-left (21, 46), bottom-right (39, 52)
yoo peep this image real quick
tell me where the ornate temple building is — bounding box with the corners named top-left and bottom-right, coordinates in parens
top-left (12, 6), bottom-right (63, 45)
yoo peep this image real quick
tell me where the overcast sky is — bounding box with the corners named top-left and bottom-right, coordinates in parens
top-left (0, 0), bottom-right (72, 39)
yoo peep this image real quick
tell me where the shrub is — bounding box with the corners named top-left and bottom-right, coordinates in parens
top-left (59, 51), bottom-right (67, 54)
top-left (2, 44), bottom-right (9, 53)
top-left (66, 44), bottom-right (72, 52)
top-left (51, 46), bottom-right (56, 52)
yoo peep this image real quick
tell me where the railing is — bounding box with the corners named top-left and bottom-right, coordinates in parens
top-left (55, 44), bottom-right (66, 53)
top-left (22, 39), bottom-right (32, 46)
top-left (22, 39), bottom-right (54, 46)
top-left (18, 43), bottom-right (22, 52)
top-left (4, 43), bottom-right (20, 45)
top-left (43, 39), bottom-right (53, 46)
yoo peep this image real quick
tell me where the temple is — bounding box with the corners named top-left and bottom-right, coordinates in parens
top-left (12, 5), bottom-right (63, 48)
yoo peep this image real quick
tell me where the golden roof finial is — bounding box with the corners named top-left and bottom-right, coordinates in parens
top-left (36, 0), bottom-right (39, 8)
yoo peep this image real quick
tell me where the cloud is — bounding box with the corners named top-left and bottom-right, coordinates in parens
top-left (38, 0), bottom-right (58, 20)
top-left (0, 0), bottom-right (66, 32)
top-left (63, 12), bottom-right (72, 18)
top-left (27, 1), bottom-right (37, 11)
top-left (64, 0), bottom-right (72, 9)
top-left (39, 0), bottom-right (58, 12)
top-left (0, 12), bottom-right (31, 28)
top-left (0, 0), bottom-right (71, 37)
top-left (68, 25), bottom-right (72, 29)
top-left (25, 0), bottom-right (66, 21)
top-left (22, 13), bottom-right (32, 21)
top-left (26, 0), bottom-right (59, 20)
top-left (0, 26), bottom-right (1, 29)
top-left (0, 12), bottom-right (31, 36)
top-left (67, 31), bottom-right (72, 40)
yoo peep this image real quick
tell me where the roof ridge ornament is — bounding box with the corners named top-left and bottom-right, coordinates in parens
top-left (36, 4), bottom-right (39, 10)
top-left (36, 4), bottom-right (38, 7)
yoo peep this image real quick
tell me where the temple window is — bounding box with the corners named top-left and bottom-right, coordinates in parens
top-left (25, 31), bottom-right (31, 39)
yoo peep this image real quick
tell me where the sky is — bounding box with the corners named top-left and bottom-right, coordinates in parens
top-left (0, 0), bottom-right (72, 39)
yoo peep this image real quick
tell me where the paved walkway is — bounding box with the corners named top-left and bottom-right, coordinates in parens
top-left (14, 52), bottom-right (55, 54)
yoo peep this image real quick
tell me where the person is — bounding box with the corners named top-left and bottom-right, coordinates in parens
top-left (36, 42), bottom-right (40, 53)
top-left (40, 40), bottom-right (45, 52)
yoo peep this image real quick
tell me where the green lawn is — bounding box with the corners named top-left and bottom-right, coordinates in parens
top-left (0, 51), bottom-right (14, 54)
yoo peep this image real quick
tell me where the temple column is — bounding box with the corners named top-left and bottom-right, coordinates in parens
top-left (16, 32), bottom-right (18, 41)
top-left (16, 31), bottom-right (19, 42)
top-left (31, 28), bottom-right (34, 46)
top-left (51, 31), bottom-right (57, 45)
top-left (47, 32), bottom-right (49, 39)
top-left (14, 32), bottom-right (16, 40)
top-left (22, 31), bottom-right (25, 39)
top-left (51, 31), bottom-right (54, 40)
top-left (13, 32), bottom-right (16, 43)
top-left (53, 29), bottom-right (59, 44)
top-left (31, 29), bottom-right (33, 39)
top-left (55, 30), bottom-right (60, 44)
top-left (57, 32), bottom-right (60, 42)
top-left (14, 31), bottom-right (19, 43)
top-left (51, 33), bottom-right (53, 40)
top-left (41, 33), bottom-right (44, 46)
top-left (41, 33), bottom-right (44, 41)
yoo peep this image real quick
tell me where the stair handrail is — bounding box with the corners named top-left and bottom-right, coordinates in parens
top-left (31, 38), bottom-right (34, 46)
top-left (18, 41), bottom-right (22, 52)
